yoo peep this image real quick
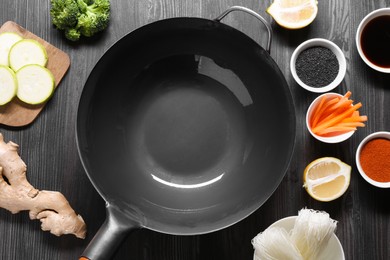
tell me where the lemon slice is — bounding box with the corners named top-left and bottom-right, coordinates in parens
top-left (303, 157), bottom-right (351, 202)
top-left (267, 0), bottom-right (318, 29)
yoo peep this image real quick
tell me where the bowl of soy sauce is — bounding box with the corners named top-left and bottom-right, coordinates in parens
top-left (356, 8), bottom-right (390, 73)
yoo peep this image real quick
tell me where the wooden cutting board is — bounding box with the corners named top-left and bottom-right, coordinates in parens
top-left (0, 21), bottom-right (70, 127)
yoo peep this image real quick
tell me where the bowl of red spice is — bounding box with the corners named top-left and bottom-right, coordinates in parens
top-left (291, 38), bottom-right (346, 93)
top-left (356, 131), bottom-right (390, 188)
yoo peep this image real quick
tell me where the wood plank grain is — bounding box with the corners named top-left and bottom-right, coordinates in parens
top-left (0, 21), bottom-right (70, 127)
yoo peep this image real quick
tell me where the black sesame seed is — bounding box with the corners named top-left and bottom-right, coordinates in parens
top-left (295, 46), bottom-right (339, 88)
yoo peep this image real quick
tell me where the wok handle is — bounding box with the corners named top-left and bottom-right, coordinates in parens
top-left (80, 203), bottom-right (139, 260)
top-left (215, 6), bottom-right (272, 54)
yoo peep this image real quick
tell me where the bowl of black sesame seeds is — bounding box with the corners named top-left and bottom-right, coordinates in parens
top-left (290, 38), bottom-right (346, 93)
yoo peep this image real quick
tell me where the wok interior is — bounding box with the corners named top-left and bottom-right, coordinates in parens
top-left (77, 18), bottom-right (295, 234)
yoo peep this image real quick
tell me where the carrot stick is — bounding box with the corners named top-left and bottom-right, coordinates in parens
top-left (326, 98), bottom-right (353, 113)
top-left (315, 98), bottom-right (353, 126)
top-left (316, 126), bottom-right (356, 136)
top-left (316, 110), bottom-right (337, 127)
top-left (335, 122), bottom-right (365, 127)
top-left (309, 91), bottom-right (367, 136)
top-left (341, 115), bottom-right (368, 123)
top-left (311, 97), bottom-right (339, 127)
top-left (312, 102), bottom-right (362, 134)
top-left (310, 95), bottom-right (327, 127)
top-left (344, 91), bottom-right (352, 98)
top-left (316, 101), bottom-right (353, 127)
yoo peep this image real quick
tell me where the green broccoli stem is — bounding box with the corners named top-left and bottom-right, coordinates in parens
top-left (77, 0), bottom-right (88, 13)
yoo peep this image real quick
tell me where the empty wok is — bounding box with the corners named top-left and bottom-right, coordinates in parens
top-left (76, 6), bottom-right (296, 260)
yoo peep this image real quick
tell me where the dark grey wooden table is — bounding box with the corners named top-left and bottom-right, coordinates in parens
top-left (0, 0), bottom-right (389, 259)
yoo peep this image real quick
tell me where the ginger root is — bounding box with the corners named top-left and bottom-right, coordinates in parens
top-left (0, 133), bottom-right (86, 239)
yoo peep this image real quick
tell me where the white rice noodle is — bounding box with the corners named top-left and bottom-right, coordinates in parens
top-left (290, 208), bottom-right (337, 259)
top-left (252, 226), bottom-right (303, 260)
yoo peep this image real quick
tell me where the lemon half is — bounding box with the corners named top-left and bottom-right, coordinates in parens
top-left (303, 157), bottom-right (351, 202)
top-left (267, 0), bottom-right (318, 29)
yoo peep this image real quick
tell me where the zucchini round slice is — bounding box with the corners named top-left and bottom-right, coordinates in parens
top-left (16, 64), bottom-right (54, 105)
top-left (9, 39), bottom-right (48, 72)
top-left (0, 32), bottom-right (23, 67)
top-left (0, 65), bottom-right (17, 105)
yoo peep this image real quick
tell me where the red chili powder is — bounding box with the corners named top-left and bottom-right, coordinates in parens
top-left (359, 138), bottom-right (390, 182)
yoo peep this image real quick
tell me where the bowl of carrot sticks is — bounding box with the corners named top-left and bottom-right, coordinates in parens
top-left (306, 91), bottom-right (368, 143)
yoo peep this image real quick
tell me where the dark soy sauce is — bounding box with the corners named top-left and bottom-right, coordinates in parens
top-left (361, 15), bottom-right (390, 68)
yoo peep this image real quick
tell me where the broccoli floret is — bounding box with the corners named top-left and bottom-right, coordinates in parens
top-left (65, 27), bottom-right (81, 41)
top-left (50, 0), bottom-right (110, 41)
top-left (77, 0), bottom-right (110, 37)
top-left (50, 0), bottom-right (80, 30)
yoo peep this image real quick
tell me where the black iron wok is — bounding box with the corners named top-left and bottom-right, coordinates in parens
top-left (76, 6), bottom-right (295, 260)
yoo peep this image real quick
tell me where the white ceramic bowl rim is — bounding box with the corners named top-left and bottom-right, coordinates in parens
top-left (306, 93), bottom-right (354, 143)
top-left (355, 131), bottom-right (390, 188)
top-left (356, 8), bottom-right (390, 73)
top-left (290, 38), bottom-right (347, 93)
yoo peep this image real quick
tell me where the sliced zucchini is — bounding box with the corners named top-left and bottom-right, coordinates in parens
top-left (16, 64), bottom-right (55, 105)
top-left (0, 65), bottom-right (17, 105)
top-left (9, 39), bottom-right (48, 72)
top-left (0, 32), bottom-right (23, 66)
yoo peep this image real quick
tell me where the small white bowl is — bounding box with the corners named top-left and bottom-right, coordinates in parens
top-left (356, 8), bottom-right (390, 73)
top-left (355, 131), bottom-right (390, 188)
top-left (306, 93), bottom-right (355, 143)
top-left (291, 38), bottom-right (347, 93)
